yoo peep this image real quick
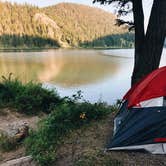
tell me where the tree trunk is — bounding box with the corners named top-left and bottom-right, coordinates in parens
top-left (144, 0), bottom-right (166, 72)
top-left (131, 0), bottom-right (145, 85)
top-left (131, 0), bottom-right (166, 85)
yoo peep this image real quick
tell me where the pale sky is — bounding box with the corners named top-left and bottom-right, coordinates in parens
top-left (2, 0), bottom-right (114, 11)
top-left (2, 0), bottom-right (154, 28)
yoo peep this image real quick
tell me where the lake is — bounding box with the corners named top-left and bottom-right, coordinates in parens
top-left (0, 48), bottom-right (166, 104)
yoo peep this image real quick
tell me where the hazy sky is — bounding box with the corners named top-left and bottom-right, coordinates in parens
top-left (3, 0), bottom-right (153, 27)
top-left (3, 0), bottom-right (114, 10)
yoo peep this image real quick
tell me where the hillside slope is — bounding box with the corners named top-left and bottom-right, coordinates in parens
top-left (0, 2), bottom-right (134, 48)
top-left (43, 3), bottom-right (133, 47)
top-left (0, 2), bottom-right (60, 48)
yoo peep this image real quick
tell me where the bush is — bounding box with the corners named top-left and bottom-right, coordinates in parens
top-left (25, 99), bottom-right (112, 166)
top-left (0, 133), bottom-right (18, 152)
top-left (0, 74), bottom-right (61, 114)
top-left (15, 82), bottom-right (61, 114)
top-left (0, 74), bottom-right (24, 105)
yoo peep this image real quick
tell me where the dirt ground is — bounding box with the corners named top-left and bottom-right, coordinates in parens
top-left (0, 108), bottom-right (40, 164)
top-left (56, 113), bottom-right (166, 166)
top-left (1, 110), bottom-right (166, 166)
top-left (0, 108), bottom-right (40, 132)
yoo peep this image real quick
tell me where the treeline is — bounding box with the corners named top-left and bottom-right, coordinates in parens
top-left (0, 34), bottom-right (59, 48)
top-left (0, 2), bottom-right (134, 48)
top-left (80, 33), bottom-right (134, 48)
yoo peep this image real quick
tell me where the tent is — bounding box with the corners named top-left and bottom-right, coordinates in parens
top-left (107, 66), bottom-right (166, 154)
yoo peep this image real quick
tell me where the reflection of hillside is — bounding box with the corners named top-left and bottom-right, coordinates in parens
top-left (0, 50), bottom-right (119, 87)
top-left (47, 53), bottom-right (119, 87)
top-left (0, 53), bottom-right (64, 83)
top-left (38, 53), bottom-right (64, 82)
top-left (0, 55), bottom-right (44, 82)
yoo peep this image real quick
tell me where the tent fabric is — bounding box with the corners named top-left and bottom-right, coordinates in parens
top-left (139, 97), bottom-right (163, 108)
top-left (109, 143), bottom-right (166, 154)
top-left (108, 66), bottom-right (166, 154)
top-left (107, 106), bottom-right (166, 152)
top-left (123, 66), bottom-right (166, 108)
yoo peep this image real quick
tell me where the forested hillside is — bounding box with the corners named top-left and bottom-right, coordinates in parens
top-left (0, 2), bottom-right (60, 48)
top-left (0, 2), bottom-right (134, 48)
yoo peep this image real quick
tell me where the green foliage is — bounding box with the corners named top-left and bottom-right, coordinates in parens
top-left (0, 34), bottom-right (59, 48)
top-left (0, 74), bottom-right (61, 114)
top-left (81, 33), bottom-right (134, 48)
top-left (0, 133), bottom-right (18, 152)
top-left (110, 99), bottom-right (122, 112)
top-left (0, 75), bottom-right (121, 165)
top-left (25, 96), bottom-right (112, 165)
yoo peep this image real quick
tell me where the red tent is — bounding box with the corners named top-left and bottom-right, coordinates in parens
top-left (123, 66), bottom-right (166, 108)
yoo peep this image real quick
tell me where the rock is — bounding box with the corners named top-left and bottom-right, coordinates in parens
top-left (1, 156), bottom-right (36, 166)
top-left (5, 121), bottom-right (29, 139)
top-left (0, 121), bottom-right (29, 142)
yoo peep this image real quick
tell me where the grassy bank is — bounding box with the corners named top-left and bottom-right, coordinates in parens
top-left (1, 76), bottom-right (166, 166)
top-left (0, 74), bottom-right (62, 115)
top-left (0, 75), bottom-right (119, 165)
top-left (25, 100), bottom-right (113, 165)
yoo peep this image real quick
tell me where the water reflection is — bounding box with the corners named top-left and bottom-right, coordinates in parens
top-left (3, 48), bottom-right (164, 103)
top-left (0, 49), bottom-right (119, 87)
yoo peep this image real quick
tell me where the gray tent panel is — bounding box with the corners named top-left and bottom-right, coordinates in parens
top-left (107, 102), bottom-right (166, 154)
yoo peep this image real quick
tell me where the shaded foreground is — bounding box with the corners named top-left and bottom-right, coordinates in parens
top-left (1, 110), bottom-right (166, 166)
top-left (0, 77), bottom-right (166, 166)
top-left (55, 115), bottom-right (166, 166)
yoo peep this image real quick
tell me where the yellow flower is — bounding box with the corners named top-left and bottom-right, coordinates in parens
top-left (80, 113), bottom-right (86, 119)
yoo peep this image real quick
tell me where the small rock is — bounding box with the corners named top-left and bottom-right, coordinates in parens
top-left (6, 121), bottom-right (29, 138)
top-left (1, 156), bottom-right (36, 166)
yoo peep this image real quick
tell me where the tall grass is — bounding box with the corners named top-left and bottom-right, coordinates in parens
top-left (0, 133), bottom-right (18, 152)
top-left (25, 95), bottom-right (113, 166)
top-left (0, 75), bottom-right (119, 165)
top-left (0, 74), bottom-right (61, 115)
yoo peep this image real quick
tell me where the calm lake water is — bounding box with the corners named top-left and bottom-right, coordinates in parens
top-left (0, 48), bottom-right (166, 104)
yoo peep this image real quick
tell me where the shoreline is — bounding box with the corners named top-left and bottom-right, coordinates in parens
top-left (0, 46), bottom-right (134, 52)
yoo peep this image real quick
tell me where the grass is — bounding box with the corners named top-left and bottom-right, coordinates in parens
top-left (25, 96), bottom-right (114, 166)
top-left (0, 75), bottom-right (121, 165)
top-left (0, 74), bottom-right (61, 115)
top-left (0, 133), bottom-right (18, 152)
top-left (53, 114), bottom-right (122, 166)
top-left (74, 151), bottom-right (122, 166)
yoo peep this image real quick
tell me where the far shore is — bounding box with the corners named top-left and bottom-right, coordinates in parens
top-left (0, 46), bottom-right (134, 52)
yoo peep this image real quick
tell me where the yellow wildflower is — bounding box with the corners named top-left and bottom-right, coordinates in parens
top-left (80, 113), bottom-right (86, 119)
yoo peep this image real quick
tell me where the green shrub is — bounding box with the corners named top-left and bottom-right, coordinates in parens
top-left (0, 74), bottom-right (61, 114)
top-left (0, 74), bottom-right (23, 105)
top-left (25, 100), bottom-right (112, 166)
top-left (15, 82), bottom-right (61, 114)
top-left (0, 133), bottom-right (18, 152)
top-left (110, 99), bottom-right (122, 113)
